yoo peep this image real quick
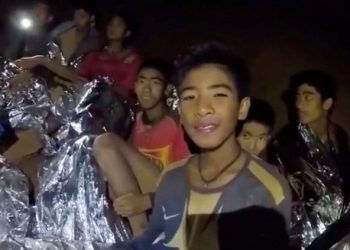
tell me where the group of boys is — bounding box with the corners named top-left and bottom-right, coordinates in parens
top-left (92, 43), bottom-right (349, 249)
top-left (1, 1), bottom-right (349, 249)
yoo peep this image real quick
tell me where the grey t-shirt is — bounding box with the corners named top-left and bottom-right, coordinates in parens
top-left (127, 153), bottom-right (291, 250)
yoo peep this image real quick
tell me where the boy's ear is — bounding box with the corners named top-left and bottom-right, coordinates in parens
top-left (323, 98), bottom-right (333, 111)
top-left (238, 97), bottom-right (251, 121)
top-left (125, 30), bottom-right (131, 37)
top-left (90, 15), bottom-right (96, 27)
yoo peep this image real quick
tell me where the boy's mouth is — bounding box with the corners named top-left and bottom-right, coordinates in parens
top-left (194, 121), bottom-right (219, 134)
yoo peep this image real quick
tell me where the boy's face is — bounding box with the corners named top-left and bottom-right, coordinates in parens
top-left (135, 68), bottom-right (166, 110)
top-left (73, 9), bottom-right (92, 29)
top-left (296, 84), bottom-right (331, 125)
top-left (179, 64), bottom-right (250, 150)
top-left (107, 16), bottom-right (128, 41)
top-left (31, 3), bottom-right (51, 27)
top-left (237, 121), bottom-right (271, 156)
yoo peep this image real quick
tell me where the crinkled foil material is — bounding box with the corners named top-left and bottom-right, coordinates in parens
top-left (0, 234), bottom-right (121, 250)
top-left (47, 41), bottom-right (82, 69)
top-left (0, 156), bottom-right (30, 238)
top-left (36, 135), bottom-right (130, 243)
top-left (47, 42), bottom-right (67, 67)
top-left (35, 80), bottom-right (133, 244)
top-left (166, 85), bottom-right (179, 110)
top-left (272, 124), bottom-right (347, 248)
top-left (0, 55), bottom-right (134, 248)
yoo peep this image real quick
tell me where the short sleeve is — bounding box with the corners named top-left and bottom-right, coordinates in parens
top-left (121, 53), bottom-right (142, 94)
top-left (78, 52), bottom-right (96, 79)
top-left (171, 126), bottom-right (191, 164)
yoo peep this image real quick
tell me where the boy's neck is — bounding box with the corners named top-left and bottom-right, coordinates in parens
top-left (200, 134), bottom-right (241, 170)
top-left (308, 116), bottom-right (329, 143)
top-left (75, 25), bottom-right (89, 35)
top-left (108, 41), bottom-right (124, 56)
top-left (144, 103), bottom-right (167, 125)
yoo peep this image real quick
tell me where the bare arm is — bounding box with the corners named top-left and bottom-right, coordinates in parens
top-left (40, 57), bottom-right (84, 82)
top-left (15, 56), bottom-right (85, 83)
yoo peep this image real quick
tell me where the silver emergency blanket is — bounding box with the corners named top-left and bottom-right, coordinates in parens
top-left (36, 135), bottom-right (130, 244)
top-left (47, 41), bottom-right (82, 69)
top-left (0, 234), bottom-right (123, 250)
top-left (0, 156), bottom-right (30, 238)
top-left (35, 79), bottom-right (132, 243)
top-left (0, 57), bottom-right (57, 155)
top-left (272, 124), bottom-right (348, 249)
top-left (0, 52), bottom-right (133, 248)
top-left (166, 85), bottom-right (179, 110)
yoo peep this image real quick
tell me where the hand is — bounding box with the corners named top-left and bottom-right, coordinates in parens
top-left (9, 70), bottom-right (33, 89)
top-left (15, 55), bottom-right (45, 70)
top-left (114, 193), bottom-right (151, 217)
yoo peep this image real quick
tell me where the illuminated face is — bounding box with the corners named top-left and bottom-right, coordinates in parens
top-left (31, 3), bottom-right (51, 27)
top-left (295, 84), bottom-right (331, 125)
top-left (238, 121), bottom-right (271, 156)
top-left (106, 16), bottom-right (128, 41)
top-left (73, 9), bottom-right (92, 28)
top-left (179, 63), bottom-right (250, 150)
top-left (135, 68), bottom-right (166, 110)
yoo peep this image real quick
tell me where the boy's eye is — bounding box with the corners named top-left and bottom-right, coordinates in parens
top-left (259, 136), bottom-right (267, 141)
top-left (182, 95), bottom-right (195, 101)
top-left (151, 80), bottom-right (162, 85)
top-left (137, 79), bottom-right (145, 84)
top-left (243, 133), bottom-right (250, 138)
top-left (214, 93), bottom-right (228, 97)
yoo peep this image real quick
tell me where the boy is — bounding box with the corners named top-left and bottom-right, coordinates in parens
top-left (237, 98), bottom-right (275, 157)
top-left (93, 59), bottom-right (190, 236)
top-left (4, 0), bottom-right (55, 59)
top-left (270, 70), bottom-right (350, 189)
top-left (122, 43), bottom-right (291, 250)
top-left (50, 1), bottom-right (100, 65)
top-left (268, 70), bottom-right (350, 249)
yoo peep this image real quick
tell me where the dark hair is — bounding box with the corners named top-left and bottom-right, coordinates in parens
top-left (289, 70), bottom-right (337, 101)
top-left (72, 1), bottom-right (97, 16)
top-left (138, 59), bottom-right (172, 83)
top-left (237, 98), bottom-right (276, 134)
top-left (33, 0), bottom-right (51, 12)
top-left (106, 10), bottom-right (139, 47)
top-left (218, 206), bottom-right (289, 250)
top-left (173, 43), bottom-right (250, 100)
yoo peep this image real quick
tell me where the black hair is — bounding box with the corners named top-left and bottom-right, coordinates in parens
top-left (289, 70), bottom-right (337, 101)
top-left (238, 98), bottom-right (276, 134)
top-left (105, 10), bottom-right (139, 47)
top-left (173, 43), bottom-right (250, 100)
top-left (33, 0), bottom-right (51, 13)
top-left (72, 1), bottom-right (97, 16)
top-left (138, 59), bottom-right (172, 83)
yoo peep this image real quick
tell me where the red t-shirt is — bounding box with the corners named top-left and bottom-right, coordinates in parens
top-left (131, 112), bottom-right (191, 169)
top-left (79, 50), bottom-right (142, 95)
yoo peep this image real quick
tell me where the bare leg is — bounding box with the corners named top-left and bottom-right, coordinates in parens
top-left (93, 133), bottom-right (161, 236)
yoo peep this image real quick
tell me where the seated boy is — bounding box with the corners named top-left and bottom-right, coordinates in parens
top-left (93, 59), bottom-right (191, 236)
top-left (237, 98), bottom-right (276, 158)
top-left (120, 43), bottom-right (291, 249)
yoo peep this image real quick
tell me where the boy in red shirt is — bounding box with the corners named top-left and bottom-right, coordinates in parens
top-left (93, 59), bottom-right (190, 237)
